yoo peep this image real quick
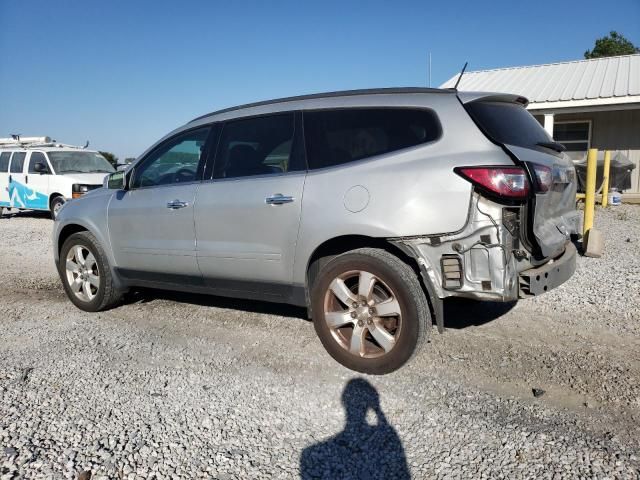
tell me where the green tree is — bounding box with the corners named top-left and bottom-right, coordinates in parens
top-left (584, 31), bottom-right (639, 59)
top-left (99, 151), bottom-right (118, 167)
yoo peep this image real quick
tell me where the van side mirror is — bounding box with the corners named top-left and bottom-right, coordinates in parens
top-left (107, 171), bottom-right (127, 190)
top-left (34, 162), bottom-right (49, 174)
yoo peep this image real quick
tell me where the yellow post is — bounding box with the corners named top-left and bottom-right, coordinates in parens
top-left (583, 148), bottom-right (598, 235)
top-left (601, 150), bottom-right (611, 207)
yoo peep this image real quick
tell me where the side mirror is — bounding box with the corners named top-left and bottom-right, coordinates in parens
top-left (34, 162), bottom-right (48, 174)
top-left (107, 171), bottom-right (127, 190)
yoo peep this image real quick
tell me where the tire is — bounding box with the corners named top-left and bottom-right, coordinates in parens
top-left (58, 231), bottom-right (123, 312)
top-left (310, 248), bottom-right (430, 375)
top-left (50, 196), bottom-right (65, 220)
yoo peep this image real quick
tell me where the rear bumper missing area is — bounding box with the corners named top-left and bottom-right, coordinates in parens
top-left (518, 242), bottom-right (576, 297)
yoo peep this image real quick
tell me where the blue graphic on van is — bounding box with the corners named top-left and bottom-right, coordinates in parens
top-left (8, 180), bottom-right (49, 210)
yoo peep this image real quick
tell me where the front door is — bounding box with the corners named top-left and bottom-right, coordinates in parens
top-left (0, 152), bottom-right (11, 207)
top-left (107, 126), bottom-right (212, 278)
top-left (8, 151), bottom-right (27, 208)
top-left (194, 112), bottom-right (306, 295)
top-left (24, 151), bottom-right (50, 210)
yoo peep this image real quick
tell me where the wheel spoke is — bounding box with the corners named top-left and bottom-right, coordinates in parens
top-left (374, 298), bottom-right (401, 317)
top-left (325, 310), bottom-right (354, 329)
top-left (83, 280), bottom-right (93, 299)
top-left (357, 271), bottom-right (376, 301)
top-left (74, 246), bottom-right (86, 266)
top-left (85, 252), bottom-right (97, 270)
top-left (66, 259), bottom-right (79, 273)
top-left (369, 321), bottom-right (396, 352)
top-left (71, 277), bottom-right (82, 293)
top-left (329, 278), bottom-right (357, 307)
top-left (88, 273), bottom-right (100, 288)
top-left (349, 325), bottom-right (366, 356)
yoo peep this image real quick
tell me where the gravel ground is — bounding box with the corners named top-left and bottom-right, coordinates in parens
top-left (0, 206), bottom-right (639, 479)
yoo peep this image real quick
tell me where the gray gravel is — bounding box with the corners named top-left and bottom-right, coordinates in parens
top-left (0, 206), bottom-right (639, 479)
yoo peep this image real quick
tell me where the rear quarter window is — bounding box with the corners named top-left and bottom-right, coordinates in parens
top-left (0, 152), bottom-right (11, 172)
top-left (304, 108), bottom-right (441, 169)
top-left (465, 101), bottom-right (551, 150)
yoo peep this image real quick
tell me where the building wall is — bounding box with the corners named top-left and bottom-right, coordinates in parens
top-left (534, 109), bottom-right (640, 193)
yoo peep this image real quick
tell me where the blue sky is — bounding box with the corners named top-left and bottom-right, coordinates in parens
top-left (1, 0), bottom-right (638, 159)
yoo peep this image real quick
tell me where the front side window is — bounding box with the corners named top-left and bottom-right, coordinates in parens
top-left (213, 113), bottom-right (296, 179)
top-left (132, 127), bottom-right (210, 189)
top-left (0, 152), bottom-right (11, 172)
top-left (47, 151), bottom-right (115, 174)
top-left (28, 152), bottom-right (49, 173)
top-left (304, 108), bottom-right (441, 169)
top-left (9, 152), bottom-right (26, 173)
top-left (553, 122), bottom-right (590, 152)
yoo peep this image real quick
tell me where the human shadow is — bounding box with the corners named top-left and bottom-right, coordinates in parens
top-left (300, 378), bottom-right (410, 480)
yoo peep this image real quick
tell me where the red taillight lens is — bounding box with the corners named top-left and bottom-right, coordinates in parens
top-left (531, 164), bottom-right (552, 193)
top-left (455, 166), bottom-right (530, 199)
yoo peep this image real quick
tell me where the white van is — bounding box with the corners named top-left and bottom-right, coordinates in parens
top-left (0, 137), bottom-right (114, 219)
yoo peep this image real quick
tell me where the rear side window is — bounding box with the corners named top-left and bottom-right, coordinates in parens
top-left (0, 152), bottom-right (10, 172)
top-left (465, 101), bottom-right (551, 151)
top-left (9, 152), bottom-right (26, 173)
top-left (28, 152), bottom-right (48, 173)
top-left (213, 113), bottom-right (298, 179)
top-left (303, 108), bottom-right (441, 169)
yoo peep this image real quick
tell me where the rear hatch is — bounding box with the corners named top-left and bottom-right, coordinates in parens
top-left (460, 93), bottom-right (580, 260)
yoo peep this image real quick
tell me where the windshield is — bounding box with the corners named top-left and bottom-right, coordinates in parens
top-left (47, 151), bottom-right (115, 174)
top-left (465, 101), bottom-right (555, 152)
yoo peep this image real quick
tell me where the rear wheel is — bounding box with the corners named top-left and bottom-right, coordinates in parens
top-left (50, 196), bottom-right (65, 220)
top-left (311, 248), bottom-right (430, 374)
top-left (58, 231), bottom-right (123, 312)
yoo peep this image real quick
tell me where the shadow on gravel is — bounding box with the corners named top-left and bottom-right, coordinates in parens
top-left (125, 289), bottom-right (309, 320)
top-left (0, 209), bottom-right (51, 219)
top-left (444, 297), bottom-right (516, 329)
top-left (300, 378), bottom-right (409, 480)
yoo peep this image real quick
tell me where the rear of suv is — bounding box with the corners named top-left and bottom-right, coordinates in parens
top-left (52, 88), bottom-right (580, 374)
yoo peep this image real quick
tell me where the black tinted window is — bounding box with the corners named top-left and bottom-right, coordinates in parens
top-left (0, 152), bottom-right (10, 172)
top-left (304, 108), bottom-right (441, 169)
top-left (29, 152), bottom-right (48, 173)
top-left (133, 127), bottom-right (210, 188)
top-left (214, 113), bottom-right (296, 179)
top-left (9, 152), bottom-right (26, 173)
top-left (465, 101), bottom-right (551, 151)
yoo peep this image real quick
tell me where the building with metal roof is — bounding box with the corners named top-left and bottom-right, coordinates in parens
top-left (442, 54), bottom-right (640, 194)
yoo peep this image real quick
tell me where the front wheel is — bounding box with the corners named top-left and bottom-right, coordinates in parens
top-left (58, 231), bottom-right (123, 312)
top-left (50, 196), bottom-right (65, 220)
top-left (311, 248), bottom-right (430, 375)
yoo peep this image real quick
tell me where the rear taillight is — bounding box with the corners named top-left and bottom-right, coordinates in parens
top-left (531, 164), bottom-right (552, 193)
top-left (455, 166), bottom-right (530, 200)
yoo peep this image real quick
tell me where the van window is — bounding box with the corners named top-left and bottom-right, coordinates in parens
top-left (9, 152), bottom-right (26, 173)
top-left (303, 108), bottom-right (441, 169)
top-left (29, 152), bottom-right (49, 173)
top-left (0, 152), bottom-right (11, 172)
top-left (213, 113), bottom-right (297, 179)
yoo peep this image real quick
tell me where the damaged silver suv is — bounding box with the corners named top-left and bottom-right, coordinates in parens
top-left (53, 88), bottom-right (580, 374)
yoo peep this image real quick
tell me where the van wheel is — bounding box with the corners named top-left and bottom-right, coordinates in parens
top-left (50, 196), bottom-right (65, 219)
top-left (310, 248), bottom-right (430, 374)
top-left (58, 231), bottom-right (123, 312)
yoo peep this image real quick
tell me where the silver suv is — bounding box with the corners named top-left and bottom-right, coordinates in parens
top-left (53, 88), bottom-right (580, 374)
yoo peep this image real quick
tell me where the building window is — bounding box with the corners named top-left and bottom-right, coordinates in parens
top-left (553, 121), bottom-right (591, 152)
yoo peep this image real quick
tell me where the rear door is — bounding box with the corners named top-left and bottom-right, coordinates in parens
top-left (8, 151), bottom-right (27, 208)
top-left (193, 112), bottom-right (306, 296)
top-left (0, 152), bottom-right (11, 207)
top-left (462, 96), bottom-right (580, 259)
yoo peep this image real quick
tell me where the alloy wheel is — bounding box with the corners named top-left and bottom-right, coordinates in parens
top-left (65, 245), bottom-right (100, 302)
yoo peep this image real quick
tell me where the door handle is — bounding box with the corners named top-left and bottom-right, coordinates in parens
top-left (265, 193), bottom-right (294, 205)
top-left (166, 199), bottom-right (189, 209)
